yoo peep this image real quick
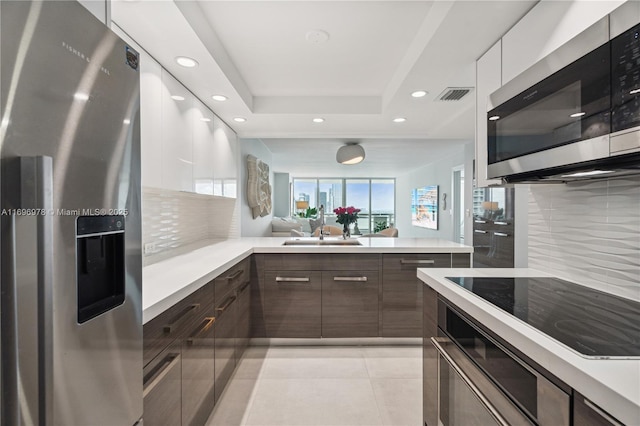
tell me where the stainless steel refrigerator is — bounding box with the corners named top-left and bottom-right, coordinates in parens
top-left (1, 1), bottom-right (142, 424)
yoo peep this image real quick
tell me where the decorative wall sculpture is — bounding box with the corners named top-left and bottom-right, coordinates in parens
top-left (246, 154), bottom-right (272, 218)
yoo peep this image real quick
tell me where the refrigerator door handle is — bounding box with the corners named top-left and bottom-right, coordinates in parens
top-left (3, 156), bottom-right (54, 425)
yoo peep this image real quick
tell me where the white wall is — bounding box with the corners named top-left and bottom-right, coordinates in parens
top-left (240, 139), bottom-right (274, 237)
top-left (396, 143), bottom-right (473, 240)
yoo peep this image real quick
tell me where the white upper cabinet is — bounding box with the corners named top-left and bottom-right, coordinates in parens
top-left (475, 40), bottom-right (503, 188)
top-left (501, 1), bottom-right (625, 85)
top-left (212, 117), bottom-right (238, 198)
top-left (161, 70), bottom-right (194, 192)
top-left (140, 52), bottom-right (163, 189)
top-left (192, 99), bottom-right (215, 195)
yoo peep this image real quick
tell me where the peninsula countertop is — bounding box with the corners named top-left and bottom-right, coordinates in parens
top-left (143, 237), bottom-right (472, 324)
top-left (417, 267), bottom-right (640, 426)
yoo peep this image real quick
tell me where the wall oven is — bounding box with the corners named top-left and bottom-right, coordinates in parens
top-left (487, 15), bottom-right (640, 182)
top-left (432, 298), bottom-right (570, 426)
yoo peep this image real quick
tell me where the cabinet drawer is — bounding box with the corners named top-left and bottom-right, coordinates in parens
top-left (143, 282), bottom-right (214, 367)
top-left (322, 270), bottom-right (379, 337)
top-left (143, 342), bottom-right (182, 426)
top-left (262, 253), bottom-right (380, 271)
top-left (215, 257), bottom-right (250, 302)
top-left (382, 253), bottom-right (452, 271)
top-left (264, 271), bottom-right (322, 338)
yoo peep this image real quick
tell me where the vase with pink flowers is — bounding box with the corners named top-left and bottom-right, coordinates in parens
top-left (333, 206), bottom-right (361, 239)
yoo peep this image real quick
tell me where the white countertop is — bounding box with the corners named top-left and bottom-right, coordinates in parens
top-left (417, 267), bottom-right (640, 425)
top-left (143, 237), bottom-right (472, 324)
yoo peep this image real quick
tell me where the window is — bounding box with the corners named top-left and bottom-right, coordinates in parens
top-left (292, 178), bottom-right (395, 234)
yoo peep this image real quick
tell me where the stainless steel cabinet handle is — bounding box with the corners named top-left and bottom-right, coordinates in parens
top-left (143, 353), bottom-right (181, 398)
top-left (226, 270), bottom-right (243, 281)
top-left (275, 277), bottom-right (310, 282)
top-left (164, 304), bottom-right (199, 334)
top-left (216, 296), bottom-right (236, 314)
top-left (474, 220), bottom-right (487, 223)
top-left (186, 317), bottom-right (216, 344)
top-left (431, 337), bottom-right (509, 426)
top-left (239, 281), bottom-right (251, 293)
top-left (494, 232), bottom-right (509, 237)
top-left (494, 221), bottom-right (509, 226)
top-left (474, 230), bottom-right (487, 234)
top-left (400, 259), bottom-right (435, 264)
top-left (583, 399), bottom-right (623, 426)
top-left (333, 276), bottom-right (368, 282)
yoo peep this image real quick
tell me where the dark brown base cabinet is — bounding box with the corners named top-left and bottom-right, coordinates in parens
top-left (382, 254), bottom-right (471, 338)
top-left (322, 270), bottom-right (379, 337)
top-left (263, 270), bottom-right (322, 338)
top-left (253, 253), bottom-right (470, 339)
top-left (143, 257), bottom-right (251, 426)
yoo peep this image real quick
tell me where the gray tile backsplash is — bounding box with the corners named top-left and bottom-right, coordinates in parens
top-left (528, 176), bottom-right (640, 299)
top-left (142, 187), bottom-right (240, 265)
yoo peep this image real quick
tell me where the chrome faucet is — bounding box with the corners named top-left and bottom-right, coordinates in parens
top-left (318, 204), bottom-right (325, 240)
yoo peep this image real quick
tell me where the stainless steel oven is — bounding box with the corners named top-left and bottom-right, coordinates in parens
top-left (433, 298), bottom-right (570, 426)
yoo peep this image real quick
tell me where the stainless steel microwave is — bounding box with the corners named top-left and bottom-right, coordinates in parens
top-left (487, 16), bottom-right (640, 182)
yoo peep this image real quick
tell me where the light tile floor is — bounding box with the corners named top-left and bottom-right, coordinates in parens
top-left (206, 345), bottom-right (422, 426)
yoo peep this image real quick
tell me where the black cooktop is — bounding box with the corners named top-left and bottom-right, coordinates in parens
top-left (446, 276), bottom-right (640, 358)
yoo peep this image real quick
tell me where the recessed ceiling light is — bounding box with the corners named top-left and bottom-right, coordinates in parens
top-left (312, 118), bottom-right (325, 123)
top-left (411, 90), bottom-right (428, 98)
top-left (123, 119), bottom-right (131, 125)
top-left (171, 95), bottom-right (185, 101)
top-left (175, 56), bottom-right (198, 68)
top-left (393, 117), bottom-right (406, 123)
top-left (570, 112), bottom-right (586, 118)
top-left (200, 117), bottom-right (211, 122)
top-left (233, 117), bottom-right (247, 123)
top-left (212, 95), bottom-right (227, 102)
top-left (488, 115), bottom-right (500, 121)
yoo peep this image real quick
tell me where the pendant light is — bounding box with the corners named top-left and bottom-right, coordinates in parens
top-left (336, 143), bottom-right (365, 165)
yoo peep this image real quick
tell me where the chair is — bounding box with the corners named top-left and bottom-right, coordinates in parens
top-left (312, 225), bottom-right (343, 237)
top-left (378, 227), bottom-right (398, 237)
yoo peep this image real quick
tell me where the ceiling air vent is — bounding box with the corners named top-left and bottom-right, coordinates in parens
top-left (436, 87), bottom-right (473, 101)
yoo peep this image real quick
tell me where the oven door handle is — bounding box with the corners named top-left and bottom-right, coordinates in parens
top-left (431, 337), bottom-right (512, 426)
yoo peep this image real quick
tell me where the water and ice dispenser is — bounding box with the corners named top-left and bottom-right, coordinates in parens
top-left (76, 215), bottom-right (126, 324)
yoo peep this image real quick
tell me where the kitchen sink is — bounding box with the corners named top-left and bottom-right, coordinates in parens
top-left (282, 238), bottom-right (362, 246)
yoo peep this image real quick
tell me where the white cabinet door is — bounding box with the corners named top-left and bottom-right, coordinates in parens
top-left (192, 98), bottom-right (215, 195)
top-left (140, 52), bottom-right (163, 188)
top-left (501, 1), bottom-right (622, 85)
top-left (475, 40), bottom-right (503, 188)
top-left (212, 117), bottom-right (238, 198)
top-left (161, 70), bottom-right (193, 192)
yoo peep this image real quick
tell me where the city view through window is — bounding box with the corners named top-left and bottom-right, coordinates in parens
top-left (292, 178), bottom-right (395, 234)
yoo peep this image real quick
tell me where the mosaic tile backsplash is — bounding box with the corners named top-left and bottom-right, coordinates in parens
top-left (142, 187), bottom-right (239, 265)
top-left (528, 176), bottom-right (640, 299)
